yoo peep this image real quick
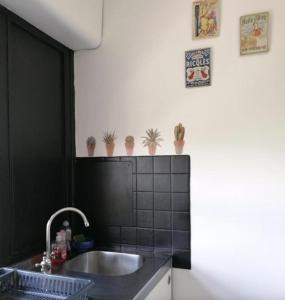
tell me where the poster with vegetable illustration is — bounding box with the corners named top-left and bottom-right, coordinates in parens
top-left (185, 48), bottom-right (211, 88)
top-left (240, 12), bottom-right (269, 55)
top-left (192, 0), bottom-right (220, 39)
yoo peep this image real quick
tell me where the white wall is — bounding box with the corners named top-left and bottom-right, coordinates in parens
top-left (74, 0), bottom-right (285, 299)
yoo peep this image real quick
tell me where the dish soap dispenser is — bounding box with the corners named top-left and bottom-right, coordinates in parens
top-left (63, 220), bottom-right (72, 256)
top-left (51, 231), bottom-right (67, 266)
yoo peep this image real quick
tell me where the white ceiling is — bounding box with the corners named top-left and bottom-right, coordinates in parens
top-left (0, 0), bottom-right (103, 50)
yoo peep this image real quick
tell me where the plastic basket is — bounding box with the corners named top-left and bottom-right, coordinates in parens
top-left (0, 268), bottom-right (93, 300)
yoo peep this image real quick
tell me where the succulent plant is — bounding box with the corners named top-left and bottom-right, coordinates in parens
top-left (142, 128), bottom-right (163, 147)
top-left (103, 131), bottom-right (116, 144)
top-left (86, 136), bottom-right (96, 145)
top-left (174, 123), bottom-right (185, 141)
top-left (125, 135), bottom-right (135, 145)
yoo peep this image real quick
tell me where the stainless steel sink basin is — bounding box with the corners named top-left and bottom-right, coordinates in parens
top-left (63, 251), bottom-right (144, 276)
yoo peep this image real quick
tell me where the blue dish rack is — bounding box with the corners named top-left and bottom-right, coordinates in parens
top-left (0, 268), bottom-right (93, 299)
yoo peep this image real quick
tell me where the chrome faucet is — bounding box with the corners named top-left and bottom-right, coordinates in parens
top-left (36, 207), bottom-right (90, 272)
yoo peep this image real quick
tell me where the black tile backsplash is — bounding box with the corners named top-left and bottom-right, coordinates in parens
top-left (75, 155), bottom-right (191, 269)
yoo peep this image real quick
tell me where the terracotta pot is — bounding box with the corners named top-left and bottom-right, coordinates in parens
top-left (125, 143), bottom-right (134, 156)
top-left (174, 140), bottom-right (185, 155)
top-left (87, 144), bottom-right (96, 157)
top-left (148, 144), bottom-right (157, 156)
top-left (105, 143), bottom-right (115, 156)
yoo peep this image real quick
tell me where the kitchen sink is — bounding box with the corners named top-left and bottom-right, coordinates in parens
top-left (63, 251), bottom-right (144, 276)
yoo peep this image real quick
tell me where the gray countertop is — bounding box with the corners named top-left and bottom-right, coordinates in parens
top-left (12, 251), bottom-right (172, 300)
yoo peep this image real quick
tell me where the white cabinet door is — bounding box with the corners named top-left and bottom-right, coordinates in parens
top-left (145, 269), bottom-right (172, 300)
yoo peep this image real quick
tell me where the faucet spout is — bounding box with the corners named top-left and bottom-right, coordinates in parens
top-left (40, 207), bottom-right (90, 272)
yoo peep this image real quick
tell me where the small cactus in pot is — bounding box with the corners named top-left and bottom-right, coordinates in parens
top-left (142, 128), bottom-right (163, 155)
top-left (174, 123), bottom-right (185, 154)
top-left (86, 136), bottom-right (96, 157)
top-left (103, 131), bottom-right (116, 157)
top-left (125, 135), bottom-right (135, 156)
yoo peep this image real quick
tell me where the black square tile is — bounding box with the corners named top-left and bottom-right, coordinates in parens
top-left (121, 156), bottom-right (137, 173)
top-left (173, 212), bottom-right (190, 230)
top-left (137, 210), bottom-right (153, 228)
top-left (154, 156), bottom-right (171, 173)
top-left (154, 211), bottom-right (171, 229)
top-left (172, 250), bottom-right (191, 269)
top-left (154, 193), bottom-right (171, 211)
top-left (137, 229), bottom-right (154, 247)
top-left (172, 193), bottom-right (190, 212)
top-left (105, 227), bottom-right (121, 243)
top-left (137, 157), bottom-right (153, 173)
top-left (121, 227), bottom-right (137, 245)
top-left (154, 174), bottom-right (171, 192)
top-left (172, 174), bottom-right (189, 192)
top-left (137, 192), bottom-right (153, 210)
top-left (154, 230), bottom-right (171, 248)
top-left (173, 231), bottom-right (190, 250)
top-left (171, 156), bottom-right (190, 173)
top-left (137, 174), bottom-right (153, 191)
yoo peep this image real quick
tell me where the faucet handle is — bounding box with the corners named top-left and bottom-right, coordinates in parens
top-left (35, 253), bottom-right (51, 271)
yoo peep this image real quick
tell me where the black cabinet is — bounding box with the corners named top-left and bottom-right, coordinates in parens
top-left (0, 11), bottom-right (11, 266)
top-left (0, 5), bottom-right (74, 265)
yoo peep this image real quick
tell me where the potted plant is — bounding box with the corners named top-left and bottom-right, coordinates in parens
top-left (86, 136), bottom-right (96, 157)
top-left (103, 131), bottom-right (116, 156)
top-left (174, 123), bottom-right (185, 154)
top-left (142, 128), bottom-right (163, 155)
top-left (125, 135), bottom-right (135, 156)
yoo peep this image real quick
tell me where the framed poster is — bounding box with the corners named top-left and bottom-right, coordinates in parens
top-left (185, 48), bottom-right (211, 88)
top-left (192, 0), bottom-right (220, 39)
top-left (240, 12), bottom-right (269, 55)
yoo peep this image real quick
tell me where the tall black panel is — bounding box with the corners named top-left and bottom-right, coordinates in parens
top-left (0, 4), bottom-right (74, 265)
top-left (8, 22), bottom-right (68, 260)
top-left (0, 12), bottom-right (11, 266)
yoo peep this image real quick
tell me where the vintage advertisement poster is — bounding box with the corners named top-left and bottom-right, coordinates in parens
top-left (240, 12), bottom-right (269, 55)
top-left (192, 0), bottom-right (220, 39)
top-left (185, 48), bottom-right (211, 88)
